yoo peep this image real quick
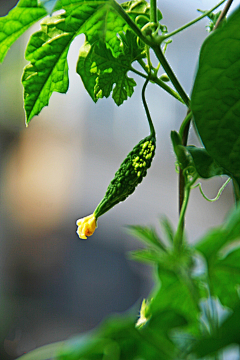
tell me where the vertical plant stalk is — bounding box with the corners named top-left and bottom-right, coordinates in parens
top-left (153, 46), bottom-right (190, 107)
top-left (179, 110), bottom-right (192, 214)
top-left (150, 0), bottom-right (157, 25)
top-left (174, 174), bottom-right (198, 249)
top-left (178, 0), bottom-right (234, 217)
top-left (213, 0), bottom-right (234, 29)
top-left (142, 78), bottom-right (155, 137)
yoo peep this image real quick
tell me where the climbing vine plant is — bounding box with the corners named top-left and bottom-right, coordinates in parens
top-left (1, 0), bottom-right (240, 359)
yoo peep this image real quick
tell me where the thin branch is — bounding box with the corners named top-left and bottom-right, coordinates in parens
top-left (163, 0), bottom-right (227, 41)
top-left (214, 0), bottom-right (234, 30)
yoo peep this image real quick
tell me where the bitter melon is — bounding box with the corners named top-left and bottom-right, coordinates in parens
top-left (94, 133), bottom-right (156, 218)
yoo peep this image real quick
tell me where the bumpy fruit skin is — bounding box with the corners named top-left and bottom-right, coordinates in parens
top-left (94, 134), bottom-right (156, 218)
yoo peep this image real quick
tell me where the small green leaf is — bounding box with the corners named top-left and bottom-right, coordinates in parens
top-left (186, 146), bottom-right (227, 179)
top-left (0, 0), bottom-right (47, 62)
top-left (77, 30), bottom-right (144, 105)
top-left (171, 131), bottom-right (191, 170)
top-left (197, 9), bottom-right (222, 32)
top-left (22, 16), bottom-right (72, 123)
top-left (191, 6), bottom-right (240, 178)
top-left (126, 224), bottom-right (165, 250)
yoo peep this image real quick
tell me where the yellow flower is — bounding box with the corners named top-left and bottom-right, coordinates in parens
top-left (76, 213), bottom-right (97, 239)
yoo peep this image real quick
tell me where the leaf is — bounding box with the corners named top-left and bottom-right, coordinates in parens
top-left (186, 146), bottom-right (227, 179)
top-left (0, 0), bottom-right (47, 62)
top-left (196, 204), bottom-right (240, 309)
top-left (56, 312), bottom-right (177, 360)
top-left (22, 16), bottom-right (72, 123)
top-left (126, 224), bottom-right (165, 250)
top-left (77, 30), bottom-right (144, 105)
top-left (57, 0), bottom-right (128, 57)
top-left (191, 6), bottom-right (240, 178)
top-left (192, 305), bottom-right (240, 358)
top-left (209, 247), bottom-right (240, 308)
top-left (197, 9), bottom-right (222, 32)
top-left (159, 216), bottom-right (175, 244)
top-left (22, 0), bottom-right (150, 121)
top-left (38, 0), bottom-right (59, 15)
top-left (150, 268), bottom-right (200, 331)
top-left (121, 0), bottom-right (162, 27)
top-left (129, 248), bottom-right (164, 264)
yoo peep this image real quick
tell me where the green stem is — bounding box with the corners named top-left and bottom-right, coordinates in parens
top-left (174, 174), bottom-right (198, 249)
top-left (214, 0), bottom-right (234, 30)
top-left (136, 60), bottom-right (185, 103)
top-left (142, 78), bottom-right (155, 137)
top-left (179, 111), bottom-right (192, 140)
top-left (150, 0), bottom-right (157, 25)
top-left (153, 46), bottom-right (190, 107)
top-left (162, 0), bottom-right (227, 41)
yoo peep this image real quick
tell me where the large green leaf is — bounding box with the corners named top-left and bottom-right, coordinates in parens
top-left (196, 205), bottom-right (240, 309)
top-left (0, 0), bottom-right (47, 62)
top-left (22, 16), bottom-right (72, 123)
top-left (191, 6), bottom-right (240, 178)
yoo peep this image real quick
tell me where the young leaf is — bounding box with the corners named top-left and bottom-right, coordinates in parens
top-left (0, 0), bottom-right (47, 63)
top-left (191, 6), bottom-right (240, 178)
top-left (22, 16), bottom-right (72, 123)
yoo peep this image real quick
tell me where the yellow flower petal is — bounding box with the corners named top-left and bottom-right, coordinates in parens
top-left (76, 213), bottom-right (97, 239)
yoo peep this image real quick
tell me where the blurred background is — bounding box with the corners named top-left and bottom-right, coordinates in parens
top-left (0, 0), bottom-right (238, 358)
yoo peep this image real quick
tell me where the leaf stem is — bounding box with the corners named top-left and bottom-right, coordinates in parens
top-left (179, 111), bottom-right (192, 140)
top-left (162, 0), bottom-right (227, 41)
top-left (150, 0), bottom-right (157, 25)
top-left (134, 61), bottom-right (185, 103)
top-left (153, 46), bottom-right (190, 107)
top-left (142, 78), bottom-right (155, 137)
